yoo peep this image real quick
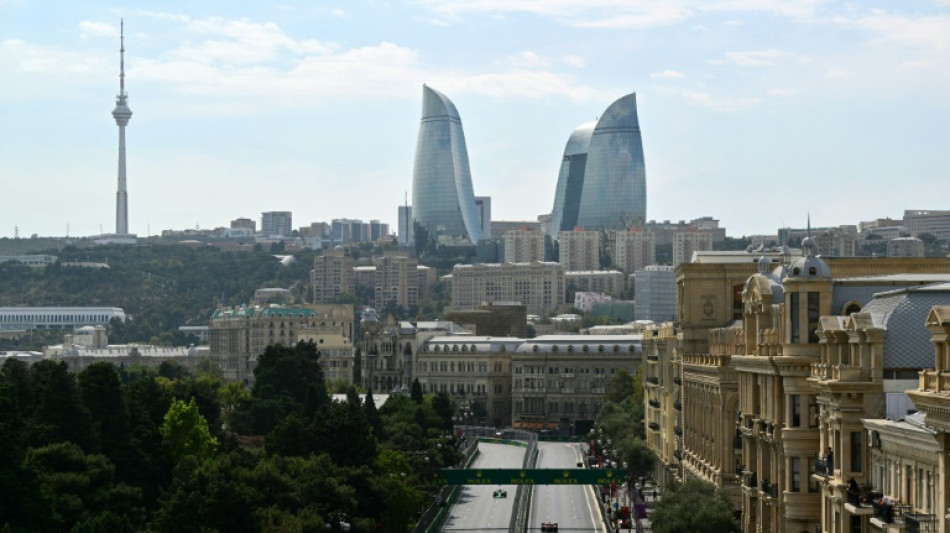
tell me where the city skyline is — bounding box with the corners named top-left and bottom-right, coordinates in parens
top-left (1, 1), bottom-right (948, 239)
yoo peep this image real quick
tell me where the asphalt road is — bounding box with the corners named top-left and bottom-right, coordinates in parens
top-left (442, 442), bottom-right (526, 532)
top-left (529, 442), bottom-right (605, 533)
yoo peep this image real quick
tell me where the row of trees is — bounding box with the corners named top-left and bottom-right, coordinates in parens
top-left (1, 341), bottom-right (462, 532)
top-left (593, 367), bottom-right (739, 533)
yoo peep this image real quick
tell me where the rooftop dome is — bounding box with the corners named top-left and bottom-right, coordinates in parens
top-left (789, 236), bottom-right (831, 279)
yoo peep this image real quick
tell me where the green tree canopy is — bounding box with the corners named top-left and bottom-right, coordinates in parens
top-left (161, 397), bottom-right (218, 465)
top-left (650, 478), bottom-right (739, 533)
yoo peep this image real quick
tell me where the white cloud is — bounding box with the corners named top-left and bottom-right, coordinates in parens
top-left (562, 54), bottom-right (585, 68)
top-left (767, 87), bottom-right (800, 96)
top-left (0, 39), bottom-right (108, 75)
top-left (651, 69), bottom-right (686, 79)
top-left (710, 49), bottom-right (794, 67)
top-left (847, 11), bottom-right (950, 53)
top-left (497, 51), bottom-right (549, 69)
top-left (435, 70), bottom-right (605, 102)
top-left (658, 86), bottom-right (760, 111)
top-left (79, 21), bottom-right (117, 39)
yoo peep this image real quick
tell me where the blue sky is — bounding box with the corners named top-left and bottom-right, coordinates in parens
top-left (1, 1), bottom-right (948, 239)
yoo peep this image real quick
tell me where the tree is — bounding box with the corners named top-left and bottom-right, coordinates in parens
top-left (363, 388), bottom-right (384, 440)
top-left (410, 378), bottom-right (423, 404)
top-left (606, 367), bottom-right (636, 404)
top-left (78, 362), bottom-right (132, 460)
top-left (650, 478), bottom-right (739, 533)
top-left (160, 397), bottom-right (218, 465)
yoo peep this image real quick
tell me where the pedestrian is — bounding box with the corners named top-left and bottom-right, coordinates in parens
top-left (652, 488), bottom-right (657, 502)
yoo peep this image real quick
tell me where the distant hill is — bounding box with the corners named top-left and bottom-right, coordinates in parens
top-left (0, 244), bottom-right (316, 348)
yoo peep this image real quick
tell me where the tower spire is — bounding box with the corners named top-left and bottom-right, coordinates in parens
top-left (112, 19), bottom-right (133, 236)
top-left (119, 19), bottom-right (126, 97)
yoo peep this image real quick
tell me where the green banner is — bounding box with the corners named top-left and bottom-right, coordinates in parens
top-left (437, 468), bottom-right (626, 485)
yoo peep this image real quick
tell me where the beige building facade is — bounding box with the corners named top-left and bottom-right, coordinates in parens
top-left (449, 261), bottom-right (565, 316)
top-left (565, 270), bottom-right (626, 299)
top-left (504, 229), bottom-right (546, 263)
top-left (209, 303), bottom-right (355, 384)
top-left (614, 229), bottom-right (656, 274)
top-left (312, 248), bottom-right (355, 303)
top-left (559, 229), bottom-right (602, 271)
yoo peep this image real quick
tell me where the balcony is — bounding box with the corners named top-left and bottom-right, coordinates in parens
top-left (905, 512), bottom-right (938, 533)
top-left (813, 458), bottom-right (832, 477)
top-left (744, 472), bottom-right (757, 489)
top-left (673, 449), bottom-right (682, 461)
top-left (761, 480), bottom-right (778, 499)
top-left (648, 399), bottom-right (660, 409)
top-left (673, 426), bottom-right (682, 437)
top-left (646, 377), bottom-right (659, 385)
top-left (672, 377), bottom-right (682, 386)
top-left (648, 422), bottom-right (660, 431)
top-left (844, 489), bottom-right (876, 515)
top-left (673, 400), bottom-right (682, 411)
top-left (646, 355), bottom-right (658, 362)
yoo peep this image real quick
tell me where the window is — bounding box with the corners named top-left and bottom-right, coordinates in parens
top-left (790, 293), bottom-right (800, 342)
top-left (808, 292), bottom-right (820, 343)
top-left (791, 395), bottom-right (801, 427)
top-left (792, 456), bottom-right (801, 492)
top-left (850, 431), bottom-right (862, 473)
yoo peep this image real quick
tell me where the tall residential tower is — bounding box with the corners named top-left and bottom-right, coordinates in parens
top-left (411, 85), bottom-right (483, 245)
top-left (112, 20), bottom-right (133, 235)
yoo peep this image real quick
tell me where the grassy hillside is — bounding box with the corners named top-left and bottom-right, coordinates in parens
top-left (0, 244), bottom-right (316, 348)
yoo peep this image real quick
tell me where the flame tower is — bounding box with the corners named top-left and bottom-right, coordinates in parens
top-left (112, 19), bottom-right (132, 235)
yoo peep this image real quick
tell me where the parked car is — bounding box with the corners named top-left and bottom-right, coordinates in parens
top-left (541, 523), bottom-right (559, 532)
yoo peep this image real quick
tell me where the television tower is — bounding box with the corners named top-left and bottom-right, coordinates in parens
top-left (112, 19), bottom-right (132, 235)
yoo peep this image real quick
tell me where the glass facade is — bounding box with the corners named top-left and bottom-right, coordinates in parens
top-left (548, 121), bottom-right (595, 238)
top-left (576, 93), bottom-right (647, 230)
top-left (411, 85), bottom-right (482, 244)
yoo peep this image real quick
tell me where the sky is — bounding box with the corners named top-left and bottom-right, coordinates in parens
top-left (1, 1), bottom-right (948, 239)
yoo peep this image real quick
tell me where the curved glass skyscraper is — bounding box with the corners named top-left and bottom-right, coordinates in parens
top-left (411, 85), bottom-right (482, 244)
top-left (548, 121), bottom-right (596, 239)
top-left (575, 92), bottom-right (646, 230)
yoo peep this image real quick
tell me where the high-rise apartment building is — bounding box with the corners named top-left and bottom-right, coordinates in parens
top-left (411, 85), bottom-right (482, 245)
top-left (312, 248), bottom-right (354, 303)
top-left (261, 211), bottom-right (293, 238)
top-left (672, 230), bottom-right (713, 267)
top-left (575, 93), bottom-right (647, 231)
top-left (504, 229), bottom-right (546, 263)
top-left (374, 252), bottom-right (419, 310)
top-left (614, 228), bottom-right (656, 274)
top-left (559, 229), bottom-right (601, 271)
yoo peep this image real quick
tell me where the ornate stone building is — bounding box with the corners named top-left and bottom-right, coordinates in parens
top-left (209, 304), bottom-right (355, 384)
top-left (652, 240), bottom-right (950, 532)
